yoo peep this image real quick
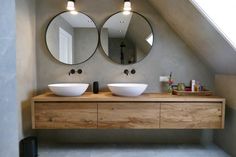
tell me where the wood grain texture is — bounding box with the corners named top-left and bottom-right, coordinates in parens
top-left (221, 100), bottom-right (226, 128)
top-left (160, 103), bottom-right (223, 129)
top-left (34, 102), bottom-right (97, 129)
top-left (98, 103), bottom-right (160, 129)
top-left (31, 100), bottom-right (36, 129)
top-left (32, 92), bottom-right (225, 129)
top-left (32, 92), bottom-right (225, 103)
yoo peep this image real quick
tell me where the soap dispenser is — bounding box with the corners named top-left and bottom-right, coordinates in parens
top-left (93, 81), bottom-right (99, 94)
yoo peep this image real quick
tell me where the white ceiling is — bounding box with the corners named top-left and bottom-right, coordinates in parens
top-left (103, 12), bottom-right (133, 38)
top-left (148, 0), bottom-right (236, 74)
top-left (60, 12), bottom-right (95, 28)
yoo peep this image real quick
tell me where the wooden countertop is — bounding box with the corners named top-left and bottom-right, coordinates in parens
top-left (33, 92), bottom-right (225, 102)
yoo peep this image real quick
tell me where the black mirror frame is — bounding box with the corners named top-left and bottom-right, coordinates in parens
top-left (45, 11), bottom-right (100, 65)
top-left (100, 11), bottom-right (155, 65)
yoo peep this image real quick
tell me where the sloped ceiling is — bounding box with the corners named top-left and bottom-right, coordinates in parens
top-left (148, 0), bottom-right (236, 74)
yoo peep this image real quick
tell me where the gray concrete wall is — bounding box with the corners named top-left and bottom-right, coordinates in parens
top-left (16, 0), bottom-right (37, 141)
top-left (101, 28), bottom-right (108, 55)
top-left (35, 0), bottom-right (215, 145)
top-left (36, 0), bottom-right (214, 93)
top-left (0, 0), bottom-right (36, 155)
top-left (214, 75), bottom-right (236, 156)
top-left (0, 0), bottom-right (19, 156)
top-left (46, 15), bottom-right (74, 59)
top-left (149, 0), bottom-right (236, 74)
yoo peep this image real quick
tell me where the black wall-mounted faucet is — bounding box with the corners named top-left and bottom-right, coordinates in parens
top-left (131, 69), bottom-right (136, 74)
top-left (77, 69), bottom-right (82, 74)
top-left (124, 69), bottom-right (136, 76)
top-left (69, 69), bottom-right (76, 75)
top-left (69, 69), bottom-right (83, 75)
top-left (124, 69), bottom-right (129, 76)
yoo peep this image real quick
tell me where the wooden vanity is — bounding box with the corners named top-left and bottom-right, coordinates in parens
top-left (32, 92), bottom-right (225, 129)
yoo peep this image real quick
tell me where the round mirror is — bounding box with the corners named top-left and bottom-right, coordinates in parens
top-left (100, 12), bottom-right (154, 65)
top-left (46, 11), bottom-right (99, 65)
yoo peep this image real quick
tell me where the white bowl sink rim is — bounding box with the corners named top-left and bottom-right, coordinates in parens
top-left (48, 83), bottom-right (88, 87)
top-left (107, 83), bottom-right (148, 87)
top-left (48, 83), bottom-right (89, 97)
top-left (107, 83), bottom-right (148, 97)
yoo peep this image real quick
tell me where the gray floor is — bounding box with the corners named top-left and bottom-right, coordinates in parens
top-left (39, 144), bottom-right (230, 157)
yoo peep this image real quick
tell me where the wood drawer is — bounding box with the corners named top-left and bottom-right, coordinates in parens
top-left (160, 103), bottom-right (223, 129)
top-left (98, 103), bottom-right (160, 129)
top-left (33, 102), bottom-right (97, 129)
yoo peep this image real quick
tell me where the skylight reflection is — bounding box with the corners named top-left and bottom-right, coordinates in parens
top-left (146, 34), bottom-right (153, 46)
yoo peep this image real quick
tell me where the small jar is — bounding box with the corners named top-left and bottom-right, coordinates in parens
top-left (177, 83), bottom-right (185, 91)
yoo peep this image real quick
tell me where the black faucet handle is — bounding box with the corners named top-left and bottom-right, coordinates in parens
top-left (77, 69), bottom-right (83, 74)
top-left (69, 69), bottom-right (76, 75)
top-left (131, 69), bottom-right (136, 74)
top-left (124, 69), bottom-right (129, 76)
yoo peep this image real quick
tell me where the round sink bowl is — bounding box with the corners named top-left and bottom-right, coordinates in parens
top-left (107, 83), bottom-right (148, 97)
top-left (48, 83), bottom-right (89, 97)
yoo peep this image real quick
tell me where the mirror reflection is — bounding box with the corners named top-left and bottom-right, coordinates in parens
top-left (46, 12), bottom-right (98, 65)
top-left (101, 12), bottom-right (153, 65)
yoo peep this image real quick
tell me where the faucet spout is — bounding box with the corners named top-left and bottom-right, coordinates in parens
top-left (69, 69), bottom-right (75, 75)
top-left (124, 69), bottom-right (129, 76)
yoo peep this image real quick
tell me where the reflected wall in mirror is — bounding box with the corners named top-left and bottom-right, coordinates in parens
top-left (46, 11), bottom-right (98, 65)
top-left (100, 12), bottom-right (154, 65)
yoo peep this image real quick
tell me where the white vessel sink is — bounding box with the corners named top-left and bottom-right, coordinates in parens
top-left (48, 83), bottom-right (89, 97)
top-left (107, 83), bottom-right (148, 97)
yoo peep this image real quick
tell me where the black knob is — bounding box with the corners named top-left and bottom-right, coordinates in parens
top-left (77, 69), bottom-right (82, 74)
top-left (69, 69), bottom-right (76, 75)
top-left (124, 69), bottom-right (129, 75)
top-left (131, 69), bottom-right (136, 74)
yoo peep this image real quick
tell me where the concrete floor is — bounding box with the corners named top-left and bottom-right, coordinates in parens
top-left (39, 144), bottom-right (230, 157)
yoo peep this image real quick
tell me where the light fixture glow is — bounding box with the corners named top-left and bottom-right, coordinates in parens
top-left (123, 0), bottom-right (131, 15)
top-left (123, 10), bottom-right (131, 15)
top-left (67, 0), bottom-right (75, 11)
top-left (70, 10), bottom-right (78, 15)
top-left (124, 0), bottom-right (131, 11)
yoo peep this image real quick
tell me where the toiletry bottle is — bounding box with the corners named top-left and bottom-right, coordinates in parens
top-left (93, 81), bottom-right (99, 94)
top-left (196, 81), bottom-right (200, 91)
top-left (194, 83), bottom-right (198, 92)
top-left (191, 80), bottom-right (196, 92)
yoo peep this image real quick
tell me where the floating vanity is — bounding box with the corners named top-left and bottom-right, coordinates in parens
top-left (32, 92), bottom-right (225, 129)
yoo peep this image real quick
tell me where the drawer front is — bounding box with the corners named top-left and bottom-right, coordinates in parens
top-left (33, 102), bottom-right (97, 129)
top-left (160, 103), bottom-right (223, 129)
top-left (98, 103), bottom-right (160, 129)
